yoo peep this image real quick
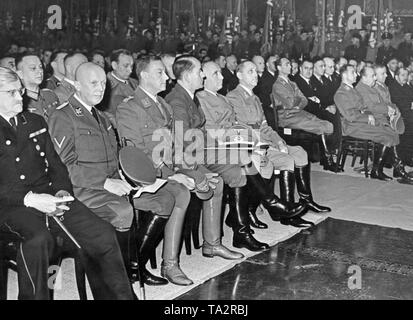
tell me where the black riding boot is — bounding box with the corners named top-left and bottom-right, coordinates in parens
top-left (279, 171), bottom-right (314, 228)
top-left (295, 164), bottom-right (331, 213)
top-left (136, 211), bottom-right (168, 286)
top-left (371, 145), bottom-right (393, 181)
top-left (228, 186), bottom-right (269, 251)
top-left (245, 171), bottom-right (306, 221)
top-left (392, 146), bottom-right (413, 183)
top-left (248, 177), bottom-right (268, 229)
top-left (320, 134), bottom-right (336, 172)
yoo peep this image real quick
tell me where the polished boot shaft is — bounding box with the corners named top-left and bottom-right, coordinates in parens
top-left (295, 164), bottom-right (331, 213)
top-left (371, 145), bottom-right (393, 181)
top-left (161, 200), bottom-right (193, 286)
top-left (246, 173), bottom-right (304, 220)
top-left (227, 186), bottom-right (269, 251)
top-left (135, 212), bottom-right (168, 286)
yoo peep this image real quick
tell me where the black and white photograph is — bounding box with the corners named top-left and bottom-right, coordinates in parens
top-left (1, 0), bottom-right (413, 307)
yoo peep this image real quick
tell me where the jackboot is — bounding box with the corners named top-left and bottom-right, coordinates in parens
top-left (245, 171), bottom-right (306, 221)
top-left (201, 184), bottom-right (244, 260)
top-left (371, 145), bottom-right (393, 181)
top-left (278, 171), bottom-right (314, 228)
top-left (247, 179), bottom-right (268, 229)
top-left (392, 146), bottom-right (413, 184)
top-left (320, 134), bottom-right (337, 172)
top-left (135, 212), bottom-right (168, 286)
top-left (228, 186), bottom-right (269, 251)
top-left (295, 164), bottom-right (331, 213)
top-left (161, 206), bottom-right (193, 286)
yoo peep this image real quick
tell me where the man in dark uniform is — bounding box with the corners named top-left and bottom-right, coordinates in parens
top-left (0, 66), bottom-right (133, 300)
top-left (386, 57), bottom-right (399, 86)
top-left (294, 58), bottom-right (341, 171)
top-left (54, 52), bottom-right (88, 104)
top-left (377, 32), bottom-right (397, 65)
top-left (159, 53), bottom-right (177, 98)
top-left (344, 33), bottom-right (366, 62)
top-left (334, 64), bottom-right (413, 184)
top-left (102, 49), bottom-right (138, 127)
top-left (48, 63), bottom-right (142, 283)
top-left (397, 31), bottom-right (413, 66)
top-left (253, 55), bottom-right (278, 130)
top-left (43, 51), bottom-right (67, 91)
top-left (219, 54), bottom-right (239, 96)
top-left (16, 53), bottom-right (60, 121)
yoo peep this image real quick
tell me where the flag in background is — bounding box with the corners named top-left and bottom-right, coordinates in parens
top-left (222, 0), bottom-right (234, 43)
top-left (262, 0), bottom-right (274, 51)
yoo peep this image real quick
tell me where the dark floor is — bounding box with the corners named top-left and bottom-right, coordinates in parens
top-left (178, 218), bottom-right (413, 300)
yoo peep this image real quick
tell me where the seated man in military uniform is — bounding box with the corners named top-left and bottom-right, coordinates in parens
top-left (116, 56), bottom-right (243, 285)
top-left (334, 64), bottom-right (413, 185)
top-left (48, 62), bottom-right (178, 287)
top-left (0, 66), bottom-right (133, 300)
top-left (43, 50), bottom-right (67, 90)
top-left (15, 53), bottom-right (59, 120)
top-left (102, 49), bottom-right (138, 127)
top-left (53, 52), bottom-right (87, 104)
top-left (198, 61), bottom-right (310, 231)
top-left (272, 58), bottom-right (334, 140)
top-left (227, 61), bottom-right (331, 215)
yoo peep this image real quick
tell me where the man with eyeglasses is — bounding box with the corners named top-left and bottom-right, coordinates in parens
top-left (0, 66), bottom-right (134, 300)
top-left (15, 53), bottom-right (60, 121)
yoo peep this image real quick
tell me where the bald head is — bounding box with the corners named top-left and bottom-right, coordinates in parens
top-left (65, 53), bottom-right (88, 80)
top-left (252, 55), bottom-right (265, 74)
top-left (203, 61), bottom-right (223, 92)
top-left (75, 62), bottom-right (106, 106)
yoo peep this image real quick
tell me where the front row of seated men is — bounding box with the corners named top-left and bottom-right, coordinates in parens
top-left (0, 54), bottom-right (331, 299)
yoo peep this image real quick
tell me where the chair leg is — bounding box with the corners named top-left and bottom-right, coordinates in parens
top-left (363, 141), bottom-right (369, 178)
top-left (0, 244), bottom-right (8, 300)
top-left (351, 151), bottom-right (358, 167)
top-left (341, 148), bottom-right (349, 168)
top-left (74, 254), bottom-right (87, 300)
top-left (191, 207), bottom-right (202, 250)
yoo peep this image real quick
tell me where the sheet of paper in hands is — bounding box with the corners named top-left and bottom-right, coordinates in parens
top-left (133, 179), bottom-right (167, 198)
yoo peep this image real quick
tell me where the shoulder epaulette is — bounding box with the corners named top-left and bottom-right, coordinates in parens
top-left (56, 102), bottom-right (69, 110)
top-left (122, 96), bottom-right (134, 103)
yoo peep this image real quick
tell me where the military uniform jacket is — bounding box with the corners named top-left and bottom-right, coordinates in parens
top-left (226, 85), bottom-right (284, 145)
top-left (374, 82), bottom-right (398, 111)
top-left (334, 83), bottom-right (372, 133)
top-left (105, 72), bottom-right (139, 117)
top-left (165, 83), bottom-right (206, 145)
top-left (253, 69), bottom-right (277, 109)
top-left (376, 45), bottom-right (396, 65)
top-left (196, 89), bottom-right (236, 131)
top-left (44, 75), bottom-right (62, 91)
top-left (0, 112), bottom-right (72, 218)
top-left (116, 86), bottom-right (174, 173)
top-left (24, 88), bottom-right (60, 121)
top-left (355, 81), bottom-right (389, 120)
top-left (48, 95), bottom-right (119, 195)
top-left (53, 78), bottom-right (76, 104)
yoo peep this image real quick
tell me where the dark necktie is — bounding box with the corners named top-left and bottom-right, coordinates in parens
top-left (91, 107), bottom-right (100, 124)
top-left (9, 117), bottom-right (17, 131)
